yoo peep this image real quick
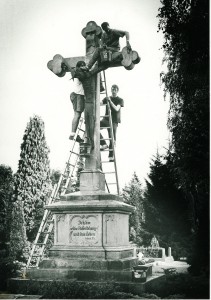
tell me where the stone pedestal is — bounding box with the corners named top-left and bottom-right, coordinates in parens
top-left (80, 169), bottom-right (105, 192)
top-left (40, 190), bottom-right (136, 270)
top-left (26, 185), bottom-right (138, 281)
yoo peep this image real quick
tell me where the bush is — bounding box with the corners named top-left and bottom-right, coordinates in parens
top-left (109, 291), bottom-right (139, 299)
top-left (148, 273), bottom-right (209, 299)
top-left (0, 257), bottom-right (26, 291)
top-left (10, 280), bottom-right (121, 299)
top-left (0, 258), bottom-right (11, 291)
top-left (163, 294), bottom-right (186, 299)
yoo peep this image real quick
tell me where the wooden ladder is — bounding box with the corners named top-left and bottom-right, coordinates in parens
top-left (100, 70), bottom-right (120, 195)
top-left (26, 117), bottom-right (85, 268)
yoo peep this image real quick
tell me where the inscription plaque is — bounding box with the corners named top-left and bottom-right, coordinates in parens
top-left (69, 214), bottom-right (100, 246)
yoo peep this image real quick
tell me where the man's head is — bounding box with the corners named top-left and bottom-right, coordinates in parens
top-left (101, 22), bottom-right (110, 33)
top-left (76, 61), bottom-right (86, 68)
top-left (111, 84), bottom-right (119, 96)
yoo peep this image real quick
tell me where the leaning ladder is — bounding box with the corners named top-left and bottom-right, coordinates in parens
top-left (26, 118), bottom-right (85, 268)
top-left (100, 71), bottom-right (120, 195)
top-left (26, 71), bottom-right (121, 268)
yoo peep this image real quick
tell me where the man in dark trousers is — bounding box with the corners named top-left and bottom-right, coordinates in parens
top-left (100, 84), bottom-right (124, 161)
top-left (82, 22), bottom-right (131, 71)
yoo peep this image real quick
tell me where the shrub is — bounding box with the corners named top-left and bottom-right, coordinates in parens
top-left (148, 273), bottom-right (209, 299)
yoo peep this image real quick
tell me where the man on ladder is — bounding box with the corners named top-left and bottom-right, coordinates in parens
top-left (100, 84), bottom-right (124, 162)
top-left (69, 61), bottom-right (86, 143)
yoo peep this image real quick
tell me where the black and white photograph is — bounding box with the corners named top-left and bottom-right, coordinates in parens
top-left (0, 0), bottom-right (209, 298)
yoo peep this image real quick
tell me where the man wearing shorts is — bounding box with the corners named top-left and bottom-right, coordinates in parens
top-left (69, 61), bottom-right (85, 143)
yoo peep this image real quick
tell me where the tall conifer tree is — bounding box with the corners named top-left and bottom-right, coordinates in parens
top-left (13, 115), bottom-right (51, 242)
top-left (143, 152), bottom-right (190, 258)
top-left (122, 173), bottom-right (145, 245)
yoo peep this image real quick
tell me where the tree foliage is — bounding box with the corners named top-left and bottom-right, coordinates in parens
top-left (158, 0), bottom-right (209, 274)
top-left (143, 152), bottom-right (191, 259)
top-left (122, 172), bottom-right (145, 245)
top-left (9, 197), bottom-right (29, 262)
top-left (50, 169), bottom-right (61, 187)
top-left (13, 115), bottom-right (51, 242)
top-left (0, 165), bottom-right (14, 244)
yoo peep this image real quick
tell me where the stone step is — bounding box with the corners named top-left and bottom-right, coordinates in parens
top-left (38, 256), bottom-right (137, 271)
top-left (27, 268), bottom-right (133, 281)
top-left (8, 274), bottom-right (165, 297)
top-left (0, 294), bottom-right (42, 299)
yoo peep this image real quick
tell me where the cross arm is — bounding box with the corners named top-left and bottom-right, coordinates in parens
top-left (47, 54), bottom-right (85, 77)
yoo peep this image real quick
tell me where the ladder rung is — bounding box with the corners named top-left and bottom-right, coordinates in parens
top-left (46, 218), bottom-right (53, 222)
top-left (100, 115), bottom-right (109, 117)
top-left (100, 127), bottom-right (111, 129)
top-left (66, 162), bottom-right (74, 167)
top-left (67, 163), bottom-right (75, 167)
top-left (104, 172), bottom-right (115, 174)
top-left (101, 161), bottom-right (114, 163)
top-left (52, 197), bottom-right (60, 201)
top-left (58, 173), bottom-right (67, 179)
top-left (39, 227), bottom-right (53, 235)
top-left (71, 151), bottom-right (79, 156)
top-left (32, 254), bottom-right (43, 257)
top-left (43, 225), bottom-right (54, 231)
top-left (100, 149), bottom-right (114, 151)
top-left (37, 232), bottom-right (48, 237)
top-left (78, 128), bottom-right (85, 132)
top-left (100, 138), bottom-right (111, 140)
top-left (107, 183), bottom-right (117, 185)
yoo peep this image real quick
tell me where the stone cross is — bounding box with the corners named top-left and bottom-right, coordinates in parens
top-left (47, 21), bottom-right (140, 191)
top-left (47, 22), bottom-right (103, 172)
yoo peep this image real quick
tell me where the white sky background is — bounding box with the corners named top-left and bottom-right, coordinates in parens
top-left (0, 0), bottom-right (169, 190)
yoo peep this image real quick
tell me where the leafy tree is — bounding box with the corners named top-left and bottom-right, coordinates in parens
top-left (122, 172), bottom-right (145, 245)
top-left (49, 156), bottom-right (84, 197)
top-left (158, 0), bottom-right (209, 274)
top-left (0, 165), bottom-right (14, 244)
top-left (13, 115), bottom-right (51, 242)
top-left (0, 165), bottom-right (15, 290)
top-left (1, 192), bottom-right (29, 290)
top-left (9, 197), bottom-right (29, 262)
top-left (50, 169), bottom-right (61, 187)
top-left (72, 155), bottom-right (85, 192)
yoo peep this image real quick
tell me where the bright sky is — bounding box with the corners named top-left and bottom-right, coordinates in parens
top-left (0, 0), bottom-right (169, 190)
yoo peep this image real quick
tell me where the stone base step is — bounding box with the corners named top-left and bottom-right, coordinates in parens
top-left (8, 274), bottom-right (165, 297)
top-left (27, 268), bottom-right (134, 281)
top-left (0, 294), bottom-right (42, 299)
top-left (39, 256), bottom-right (137, 270)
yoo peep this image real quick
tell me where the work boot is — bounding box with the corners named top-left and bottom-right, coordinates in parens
top-left (100, 144), bottom-right (108, 150)
top-left (76, 135), bottom-right (84, 143)
top-left (69, 134), bottom-right (74, 140)
top-left (100, 84), bottom-right (105, 92)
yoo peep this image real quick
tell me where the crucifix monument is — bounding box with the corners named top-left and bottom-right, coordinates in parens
top-left (27, 21), bottom-right (141, 282)
top-left (47, 20), bottom-right (140, 192)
